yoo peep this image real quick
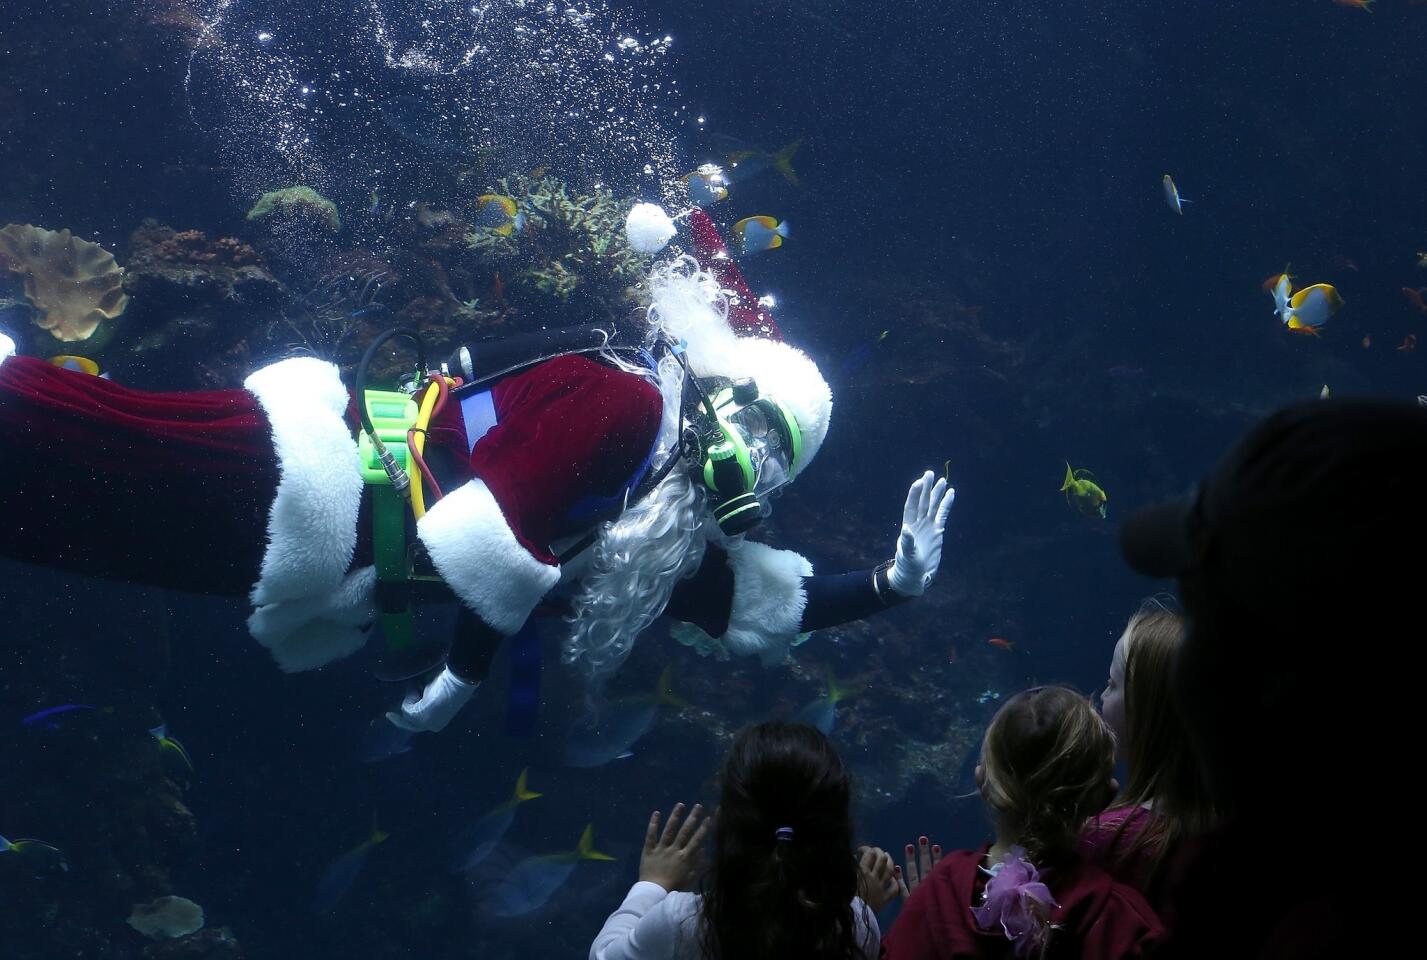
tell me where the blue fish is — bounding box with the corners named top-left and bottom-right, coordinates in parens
top-left (717, 137), bottom-right (801, 186)
top-left (477, 824), bottom-right (614, 917)
top-left (452, 769), bottom-right (542, 872)
top-left (733, 216), bottom-right (789, 255)
top-left (564, 667), bottom-right (685, 768)
top-left (21, 704), bottom-right (98, 730)
top-left (0, 834), bottom-right (68, 872)
top-left (790, 670), bottom-right (856, 736)
top-left (313, 826), bottom-right (389, 914)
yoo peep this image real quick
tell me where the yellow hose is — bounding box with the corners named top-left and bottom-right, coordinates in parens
top-left (408, 380), bottom-right (442, 519)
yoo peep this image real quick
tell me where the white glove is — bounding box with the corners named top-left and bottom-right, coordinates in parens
top-left (889, 471), bottom-right (956, 597)
top-left (386, 665), bottom-right (478, 733)
top-left (0, 332), bottom-right (15, 366)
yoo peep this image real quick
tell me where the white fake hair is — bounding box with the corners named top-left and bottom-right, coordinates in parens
top-left (564, 347), bottom-right (721, 682)
top-left (565, 254), bottom-right (814, 684)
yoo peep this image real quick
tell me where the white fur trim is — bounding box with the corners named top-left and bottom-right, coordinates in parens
top-left (248, 566), bottom-right (376, 672)
top-left (244, 357), bottom-right (365, 606)
top-left (647, 259), bottom-right (832, 470)
top-left (727, 339), bottom-right (832, 472)
top-left (417, 479), bottom-right (561, 634)
top-left (723, 541), bottom-right (814, 665)
top-left (0, 331), bottom-right (15, 365)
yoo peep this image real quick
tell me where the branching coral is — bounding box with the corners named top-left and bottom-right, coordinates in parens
top-left (271, 267), bottom-right (390, 359)
top-left (464, 174), bottom-right (649, 315)
top-left (0, 224), bottom-right (128, 342)
top-left (246, 186), bottom-right (341, 233)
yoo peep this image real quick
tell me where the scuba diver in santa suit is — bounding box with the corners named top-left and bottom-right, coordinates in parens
top-left (0, 209), bottom-right (954, 734)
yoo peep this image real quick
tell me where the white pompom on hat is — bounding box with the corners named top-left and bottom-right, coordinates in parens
top-left (625, 202), bottom-right (677, 255)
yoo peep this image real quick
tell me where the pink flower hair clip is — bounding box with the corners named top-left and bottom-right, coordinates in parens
top-left (972, 846), bottom-right (1060, 958)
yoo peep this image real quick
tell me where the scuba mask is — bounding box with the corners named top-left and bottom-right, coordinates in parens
top-left (683, 374), bottom-right (804, 536)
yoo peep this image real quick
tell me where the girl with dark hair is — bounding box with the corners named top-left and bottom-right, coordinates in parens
top-left (1084, 601), bottom-right (1217, 912)
top-left (884, 686), bottom-right (1163, 959)
top-left (590, 721), bottom-right (896, 959)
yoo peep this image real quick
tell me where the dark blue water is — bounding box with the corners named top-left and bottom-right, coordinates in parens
top-left (2, 1), bottom-right (1425, 957)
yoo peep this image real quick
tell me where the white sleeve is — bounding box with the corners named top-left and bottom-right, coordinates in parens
top-left (590, 883), bottom-right (701, 960)
top-left (852, 897), bottom-right (883, 959)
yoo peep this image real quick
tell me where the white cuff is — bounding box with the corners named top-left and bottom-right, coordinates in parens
top-left (247, 566), bottom-right (376, 672)
top-left (417, 479), bottom-right (561, 634)
top-left (722, 541), bottom-right (813, 665)
top-left (242, 357), bottom-right (367, 671)
top-left (243, 357), bottom-right (364, 607)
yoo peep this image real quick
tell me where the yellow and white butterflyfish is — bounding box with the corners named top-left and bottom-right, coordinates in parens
top-left (1270, 271), bottom-right (1293, 318)
top-left (733, 215), bottom-right (789, 254)
top-left (681, 163), bottom-right (729, 206)
top-left (1162, 174), bottom-right (1190, 215)
top-left (473, 194), bottom-right (525, 236)
top-left (1282, 283), bottom-right (1344, 337)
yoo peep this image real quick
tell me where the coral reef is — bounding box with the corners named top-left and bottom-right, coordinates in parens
top-left (128, 896), bottom-right (205, 939)
top-left (110, 222), bottom-right (285, 388)
top-left (245, 186), bottom-right (341, 234)
top-left (0, 223), bottom-right (128, 345)
top-left (269, 266), bottom-right (392, 361)
top-left (466, 174), bottom-right (650, 322)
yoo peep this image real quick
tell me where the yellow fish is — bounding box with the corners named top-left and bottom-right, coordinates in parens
top-left (473, 194), bottom-right (525, 236)
top-left (1283, 283), bottom-right (1343, 337)
top-left (1061, 462), bottom-right (1108, 519)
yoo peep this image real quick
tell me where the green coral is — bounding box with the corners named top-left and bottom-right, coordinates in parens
top-left (246, 186), bottom-right (341, 233)
top-left (464, 174), bottom-right (648, 316)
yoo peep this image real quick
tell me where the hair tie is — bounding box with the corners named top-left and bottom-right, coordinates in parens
top-left (774, 826), bottom-right (795, 842)
top-left (972, 846), bottom-right (1060, 958)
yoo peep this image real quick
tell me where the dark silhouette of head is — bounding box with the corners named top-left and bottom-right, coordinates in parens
top-left (699, 721), bottom-right (865, 960)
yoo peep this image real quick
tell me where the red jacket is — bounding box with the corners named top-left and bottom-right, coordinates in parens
top-left (882, 846), bottom-right (1164, 960)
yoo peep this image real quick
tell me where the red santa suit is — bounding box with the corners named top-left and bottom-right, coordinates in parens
top-left (0, 210), bottom-right (889, 683)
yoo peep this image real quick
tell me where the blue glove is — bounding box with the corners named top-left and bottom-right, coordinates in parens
top-left (890, 471), bottom-right (956, 597)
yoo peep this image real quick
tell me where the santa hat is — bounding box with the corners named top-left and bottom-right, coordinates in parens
top-left (648, 209), bottom-right (833, 472)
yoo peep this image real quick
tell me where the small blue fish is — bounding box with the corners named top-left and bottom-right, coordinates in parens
top-left (452, 769), bottom-right (542, 873)
top-left (314, 825), bottom-right (389, 914)
top-left (477, 824), bottom-right (614, 917)
top-left (733, 216), bottom-right (789, 254)
top-left (21, 704), bottom-right (98, 730)
top-left (564, 667), bottom-right (685, 768)
top-left (791, 669), bottom-right (856, 736)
